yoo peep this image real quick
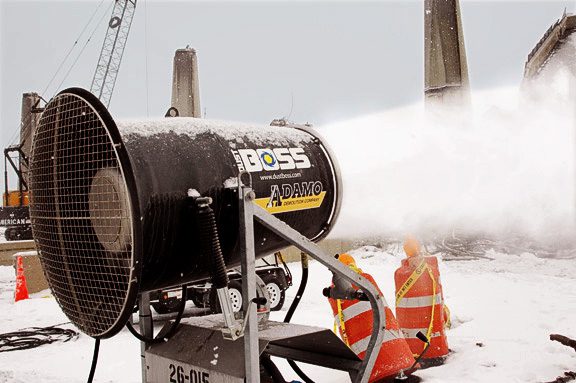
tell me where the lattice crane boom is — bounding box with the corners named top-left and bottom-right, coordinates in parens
top-left (90, 0), bottom-right (137, 108)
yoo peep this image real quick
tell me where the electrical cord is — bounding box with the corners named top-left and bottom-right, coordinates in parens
top-left (283, 253), bottom-right (315, 383)
top-left (87, 338), bottom-right (100, 383)
top-left (41, 0), bottom-right (106, 97)
top-left (125, 284), bottom-right (188, 344)
top-left (283, 253), bottom-right (307, 324)
top-left (261, 354), bottom-right (288, 383)
top-left (55, 0), bottom-right (114, 95)
top-left (0, 322), bottom-right (97, 383)
top-left (0, 322), bottom-right (78, 352)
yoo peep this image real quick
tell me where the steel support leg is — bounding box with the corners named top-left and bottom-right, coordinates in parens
top-left (252, 204), bottom-right (385, 383)
top-left (238, 182), bottom-right (260, 383)
top-left (138, 292), bottom-right (153, 382)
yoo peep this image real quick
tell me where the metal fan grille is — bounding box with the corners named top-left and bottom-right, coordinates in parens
top-left (29, 92), bottom-right (133, 338)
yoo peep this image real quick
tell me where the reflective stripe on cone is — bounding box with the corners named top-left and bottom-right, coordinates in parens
top-left (341, 300), bottom-right (371, 320)
top-left (396, 293), bottom-right (443, 308)
top-left (336, 298), bottom-right (389, 324)
top-left (350, 329), bottom-right (404, 355)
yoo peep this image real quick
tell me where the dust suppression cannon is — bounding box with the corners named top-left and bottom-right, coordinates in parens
top-left (28, 87), bottom-right (388, 383)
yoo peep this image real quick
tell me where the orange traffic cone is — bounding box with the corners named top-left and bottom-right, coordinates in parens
top-left (14, 256), bottom-right (29, 302)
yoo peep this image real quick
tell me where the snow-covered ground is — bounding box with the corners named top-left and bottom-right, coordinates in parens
top-left (1, 246), bottom-right (575, 382)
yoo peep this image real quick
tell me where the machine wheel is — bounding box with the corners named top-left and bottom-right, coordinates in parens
top-left (209, 279), bottom-right (243, 314)
top-left (151, 299), bottom-right (181, 315)
top-left (190, 296), bottom-right (204, 309)
top-left (190, 294), bottom-right (205, 308)
top-left (262, 275), bottom-right (285, 311)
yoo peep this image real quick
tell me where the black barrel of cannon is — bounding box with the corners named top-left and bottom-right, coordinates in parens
top-left (28, 87), bottom-right (341, 338)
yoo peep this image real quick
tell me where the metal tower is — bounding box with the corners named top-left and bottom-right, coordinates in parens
top-left (90, 0), bottom-right (137, 108)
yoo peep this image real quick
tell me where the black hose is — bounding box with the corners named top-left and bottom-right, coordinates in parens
top-left (287, 360), bottom-right (314, 383)
top-left (260, 354), bottom-right (287, 383)
top-left (196, 197), bottom-right (229, 289)
top-left (409, 331), bottom-right (431, 370)
top-left (283, 253), bottom-right (315, 383)
top-left (284, 253), bottom-right (308, 323)
top-left (87, 338), bottom-right (100, 383)
top-left (125, 284), bottom-right (188, 344)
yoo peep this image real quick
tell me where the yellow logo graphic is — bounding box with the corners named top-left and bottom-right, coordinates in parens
top-left (255, 181), bottom-right (325, 214)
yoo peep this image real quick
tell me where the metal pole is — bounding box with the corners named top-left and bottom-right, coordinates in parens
top-left (238, 181), bottom-right (260, 383)
top-left (18, 163), bottom-right (23, 207)
top-left (4, 155), bottom-right (8, 206)
top-left (252, 204), bottom-right (384, 383)
top-left (138, 292), bottom-right (153, 383)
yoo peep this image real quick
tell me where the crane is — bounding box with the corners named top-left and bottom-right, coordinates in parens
top-left (90, 0), bottom-right (137, 107)
top-left (1, 0), bottom-right (137, 240)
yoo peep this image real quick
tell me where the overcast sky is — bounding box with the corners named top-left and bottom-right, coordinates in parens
top-left (0, 1), bottom-right (575, 191)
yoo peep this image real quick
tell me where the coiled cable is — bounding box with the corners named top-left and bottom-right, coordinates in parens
top-left (0, 322), bottom-right (78, 352)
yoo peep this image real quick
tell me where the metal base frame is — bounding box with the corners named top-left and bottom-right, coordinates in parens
top-left (139, 174), bottom-right (385, 383)
top-left (237, 174), bottom-right (385, 383)
top-left (138, 292), bottom-right (153, 382)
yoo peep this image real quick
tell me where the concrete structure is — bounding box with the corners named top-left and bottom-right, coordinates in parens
top-left (523, 12), bottom-right (576, 80)
top-left (424, 0), bottom-right (470, 107)
top-left (13, 251), bottom-right (49, 294)
top-left (522, 12), bottom-right (576, 110)
top-left (171, 47), bottom-right (201, 117)
top-left (19, 92), bottom-right (41, 184)
top-left (0, 240), bottom-right (35, 266)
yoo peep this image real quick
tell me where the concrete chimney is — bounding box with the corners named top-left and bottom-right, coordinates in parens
top-left (424, 0), bottom-right (470, 108)
top-left (19, 92), bottom-right (41, 183)
top-left (171, 47), bottom-right (201, 117)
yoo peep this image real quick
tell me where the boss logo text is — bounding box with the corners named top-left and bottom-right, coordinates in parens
top-left (232, 148), bottom-right (311, 172)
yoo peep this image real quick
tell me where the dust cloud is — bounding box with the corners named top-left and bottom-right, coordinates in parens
top-left (320, 80), bottom-right (576, 245)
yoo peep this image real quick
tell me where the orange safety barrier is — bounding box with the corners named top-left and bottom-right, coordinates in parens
top-left (14, 256), bottom-right (29, 302)
top-left (395, 238), bottom-right (449, 366)
top-left (328, 254), bottom-right (414, 382)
